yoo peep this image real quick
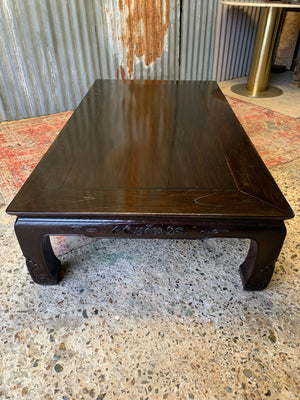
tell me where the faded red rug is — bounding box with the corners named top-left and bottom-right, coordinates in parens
top-left (0, 111), bottom-right (73, 203)
top-left (1, 98), bottom-right (299, 255)
top-left (226, 96), bottom-right (300, 168)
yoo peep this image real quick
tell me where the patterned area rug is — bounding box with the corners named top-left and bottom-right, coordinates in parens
top-left (226, 96), bottom-right (300, 168)
top-left (1, 97), bottom-right (299, 255)
top-left (0, 111), bottom-right (73, 203)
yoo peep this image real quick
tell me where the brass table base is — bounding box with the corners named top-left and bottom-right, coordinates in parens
top-left (231, 83), bottom-right (283, 98)
top-left (231, 6), bottom-right (283, 98)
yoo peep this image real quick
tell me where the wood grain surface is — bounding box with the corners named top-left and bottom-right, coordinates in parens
top-left (7, 80), bottom-right (293, 220)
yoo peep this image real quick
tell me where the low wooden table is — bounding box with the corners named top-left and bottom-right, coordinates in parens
top-left (6, 80), bottom-right (293, 290)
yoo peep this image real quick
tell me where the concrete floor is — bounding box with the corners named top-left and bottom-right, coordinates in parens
top-left (219, 71), bottom-right (300, 119)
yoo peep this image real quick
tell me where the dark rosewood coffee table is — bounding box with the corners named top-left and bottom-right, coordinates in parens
top-left (6, 80), bottom-right (294, 290)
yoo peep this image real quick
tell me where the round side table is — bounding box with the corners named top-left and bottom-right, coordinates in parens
top-left (222, 1), bottom-right (300, 97)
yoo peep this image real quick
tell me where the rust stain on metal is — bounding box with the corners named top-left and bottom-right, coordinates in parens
top-left (118, 0), bottom-right (169, 78)
top-left (116, 66), bottom-right (126, 80)
top-left (120, 65), bottom-right (126, 79)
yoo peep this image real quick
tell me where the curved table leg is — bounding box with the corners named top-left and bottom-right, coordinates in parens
top-left (13, 218), bottom-right (287, 289)
top-left (15, 220), bottom-right (61, 285)
top-left (239, 223), bottom-right (286, 290)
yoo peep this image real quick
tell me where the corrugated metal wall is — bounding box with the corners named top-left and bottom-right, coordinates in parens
top-left (180, 0), bottom-right (218, 80)
top-left (0, 0), bottom-right (263, 121)
top-left (0, 0), bottom-right (180, 121)
top-left (212, 0), bottom-right (262, 81)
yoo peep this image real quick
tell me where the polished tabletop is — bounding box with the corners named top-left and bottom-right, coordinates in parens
top-left (7, 80), bottom-right (293, 220)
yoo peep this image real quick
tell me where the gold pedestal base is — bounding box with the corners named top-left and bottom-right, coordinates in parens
top-left (230, 7), bottom-right (284, 99)
top-left (231, 83), bottom-right (283, 98)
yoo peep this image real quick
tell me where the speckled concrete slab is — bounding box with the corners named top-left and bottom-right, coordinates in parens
top-left (219, 72), bottom-right (300, 119)
top-left (0, 159), bottom-right (299, 399)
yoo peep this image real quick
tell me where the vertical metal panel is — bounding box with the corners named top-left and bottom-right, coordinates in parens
top-left (180, 0), bottom-right (218, 80)
top-left (179, 0), bottom-right (261, 81)
top-left (0, 0), bottom-right (179, 121)
top-left (103, 0), bottom-right (180, 80)
top-left (0, 0), bottom-right (264, 121)
top-left (212, 0), bottom-right (262, 81)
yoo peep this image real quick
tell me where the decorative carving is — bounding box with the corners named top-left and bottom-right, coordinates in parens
top-left (69, 224), bottom-right (229, 237)
top-left (26, 258), bottom-right (56, 285)
top-left (200, 228), bottom-right (229, 235)
top-left (112, 224), bottom-right (187, 236)
top-left (70, 225), bottom-right (98, 233)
